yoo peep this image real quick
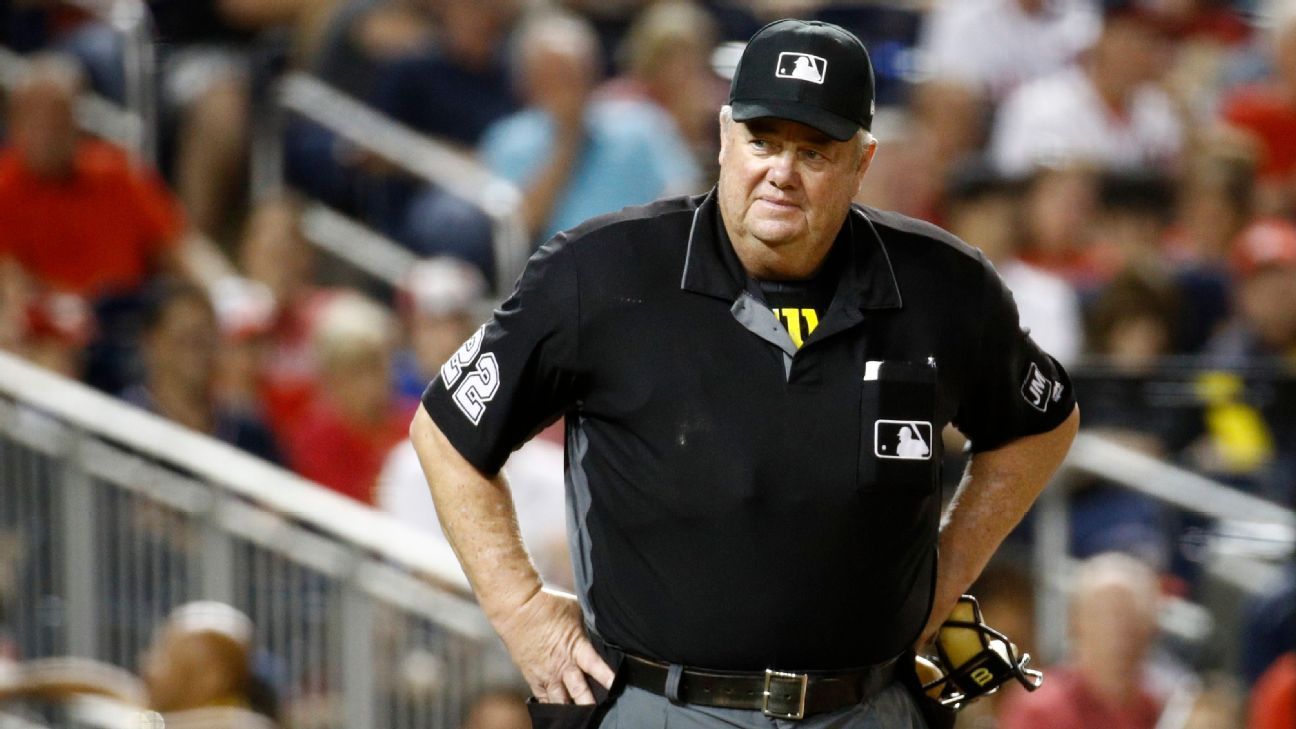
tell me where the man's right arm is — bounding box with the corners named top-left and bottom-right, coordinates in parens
top-left (409, 405), bottom-right (613, 704)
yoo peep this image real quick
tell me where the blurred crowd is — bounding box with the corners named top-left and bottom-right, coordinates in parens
top-left (0, 0), bottom-right (1293, 728)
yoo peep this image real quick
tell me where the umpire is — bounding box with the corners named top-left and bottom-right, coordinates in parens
top-left (411, 17), bottom-right (1079, 729)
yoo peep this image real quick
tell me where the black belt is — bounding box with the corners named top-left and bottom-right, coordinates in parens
top-left (620, 653), bottom-right (899, 720)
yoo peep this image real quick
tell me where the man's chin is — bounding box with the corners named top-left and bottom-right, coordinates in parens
top-left (746, 221), bottom-right (805, 247)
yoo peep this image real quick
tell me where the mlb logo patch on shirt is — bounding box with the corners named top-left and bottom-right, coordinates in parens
top-left (776, 52), bottom-right (827, 84)
top-left (875, 420), bottom-right (933, 460)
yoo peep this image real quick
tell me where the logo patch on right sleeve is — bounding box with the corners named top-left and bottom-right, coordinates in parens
top-left (1021, 362), bottom-right (1054, 413)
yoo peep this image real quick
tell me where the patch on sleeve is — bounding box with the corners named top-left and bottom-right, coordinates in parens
top-left (440, 325), bottom-right (500, 426)
top-left (1020, 362), bottom-right (1057, 413)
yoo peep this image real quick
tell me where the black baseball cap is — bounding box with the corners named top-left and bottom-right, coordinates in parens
top-left (728, 19), bottom-right (875, 141)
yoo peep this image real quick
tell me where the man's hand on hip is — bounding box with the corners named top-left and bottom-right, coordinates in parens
top-left (497, 586), bottom-right (615, 705)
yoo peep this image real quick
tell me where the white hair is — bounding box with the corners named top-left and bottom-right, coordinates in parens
top-left (718, 104), bottom-right (874, 157)
top-left (513, 10), bottom-right (600, 72)
top-left (313, 291), bottom-right (396, 371)
top-left (1069, 552), bottom-right (1160, 620)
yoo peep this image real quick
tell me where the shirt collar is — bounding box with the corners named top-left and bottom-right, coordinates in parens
top-left (680, 187), bottom-right (903, 311)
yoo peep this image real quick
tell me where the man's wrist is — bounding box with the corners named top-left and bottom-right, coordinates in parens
top-left (480, 576), bottom-right (545, 627)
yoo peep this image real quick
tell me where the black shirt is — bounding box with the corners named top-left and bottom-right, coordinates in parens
top-left (757, 232), bottom-right (844, 349)
top-left (423, 190), bottom-right (1075, 671)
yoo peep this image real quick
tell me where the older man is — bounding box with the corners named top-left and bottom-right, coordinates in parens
top-left (411, 18), bottom-right (1078, 729)
top-left (999, 553), bottom-right (1164, 729)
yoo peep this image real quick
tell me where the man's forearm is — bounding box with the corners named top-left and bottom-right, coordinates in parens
top-left (922, 407), bottom-right (1081, 641)
top-left (409, 405), bottom-right (542, 623)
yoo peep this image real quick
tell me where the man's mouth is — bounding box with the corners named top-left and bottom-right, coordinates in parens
top-left (754, 197), bottom-right (799, 211)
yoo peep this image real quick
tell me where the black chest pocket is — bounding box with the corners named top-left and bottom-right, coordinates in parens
top-left (858, 360), bottom-right (939, 493)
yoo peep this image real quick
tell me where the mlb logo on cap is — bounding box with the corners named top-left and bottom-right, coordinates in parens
top-left (729, 18), bottom-right (876, 140)
top-left (776, 52), bottom-right (826, 84)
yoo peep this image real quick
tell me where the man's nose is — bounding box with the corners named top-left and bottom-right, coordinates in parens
top-left (765, 151), bottom-right (797, 188)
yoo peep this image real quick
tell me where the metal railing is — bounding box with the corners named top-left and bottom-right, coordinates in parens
top-left (272, 73), bottom-right (532, 293)
top-left (98, 0), bottom-right (156, 165)
top-left (0, 351), bottom-right (513, 729)
top-left (1036, 431), bottom-right (1295, 661)
top-left (300, 202), bottom-right (417, 289)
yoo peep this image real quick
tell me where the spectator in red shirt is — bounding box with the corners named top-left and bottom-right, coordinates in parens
top-left (1221, 11), bottom-right (1296, 214)
top-left (287, 291), bottom-right (408, 504)
top-left (0, 53), bottom-right (227, 299)
top-left (999, 552), bottom-right (1165, 729)
top-left (0, 53), bottom-right (230, 391)
top-left (1251, 653), bottom-right (1296, 729)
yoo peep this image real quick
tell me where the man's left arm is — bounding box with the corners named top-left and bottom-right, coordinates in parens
top-left (919, 405), bottom-right (1079, 645)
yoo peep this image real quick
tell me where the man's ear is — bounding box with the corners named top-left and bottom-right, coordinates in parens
top-left (854, 138), bottom-right (878, 194)
top-left (859, 138), bottom-right (878, 173)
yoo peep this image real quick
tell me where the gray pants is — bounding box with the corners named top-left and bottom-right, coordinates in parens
top-left (598, 684), bottom-right (928, 729)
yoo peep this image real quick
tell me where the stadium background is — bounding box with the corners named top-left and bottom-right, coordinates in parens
top-left (0, 0), bottom-right (1292, 727)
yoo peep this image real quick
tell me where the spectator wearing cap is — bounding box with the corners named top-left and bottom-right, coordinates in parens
top-left (1207, 217), bottom-right (1296, 365)
top-left (478, 10), bottom-right (701, 245)
top-left (287, 291), bottom-right (410, 504)
top-left (393, 257), bottom-right (490, 402)
top-left (12, 292), bottom-right (92, 380)
top-left (990, 1), bottom-right (1183, 176)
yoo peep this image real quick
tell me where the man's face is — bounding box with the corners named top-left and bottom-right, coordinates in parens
top-left (717, 115), bottom-right (871, 257)
top-left (411, 311), bottom-right (477, 379)
top-left (1240, 266), bottom-right (1296, 351)
top-left (148, 297), bottom-right (218, 394)
top-left (1071, 579), bottom-right (1157, 679)
top-left (10, 81), bottom-right (78, 178)
top-left (1100, 18), bottom-right (1172, 87)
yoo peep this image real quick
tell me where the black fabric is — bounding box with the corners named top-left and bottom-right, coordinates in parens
top-left (526, 646), bottom-right (624, 729)
top-left (423, 189), bottom-right (1075, 671)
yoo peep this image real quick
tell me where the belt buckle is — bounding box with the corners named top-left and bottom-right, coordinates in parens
top-left (762, 668), bottom-right (808, 720)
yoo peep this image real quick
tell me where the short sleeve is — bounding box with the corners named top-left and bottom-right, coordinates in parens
top-left (954, 256), bottom-right (1076, 453)
top-left (421, 235), bottom-right (580, 474)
